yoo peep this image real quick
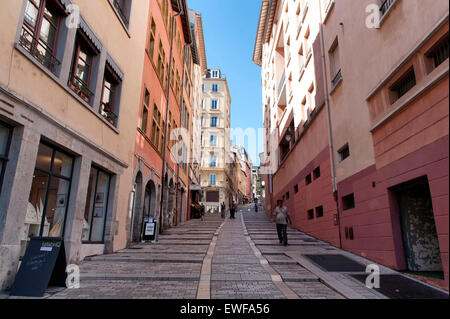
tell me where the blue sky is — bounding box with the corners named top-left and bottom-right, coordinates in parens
top-left (188, 0), bottom-right (263, 165)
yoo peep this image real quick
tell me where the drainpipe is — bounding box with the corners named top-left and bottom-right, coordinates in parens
top-left (318, 0), bottom-right (342, 248)
top-left (159, 1), bottom-right (184, 234)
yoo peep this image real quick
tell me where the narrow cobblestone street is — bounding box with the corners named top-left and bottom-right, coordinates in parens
top-left (4, 204), bottom-right (445, 300)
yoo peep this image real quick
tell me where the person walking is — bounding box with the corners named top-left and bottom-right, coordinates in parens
top-left (230, 202), bottom-right (236, 219)
top-left (200, 204), bottom-right (205, 221)
top-left (254, 199), bottom-right (258, 212)
top-left (221, 202), bottom-right (226, 219)
top-left (273, 200), bottom-right (292, 246)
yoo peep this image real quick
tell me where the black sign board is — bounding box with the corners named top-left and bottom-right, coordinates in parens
top-left (142, 218), bottom-right (158, 242)
top-left (11, 237), bottom-right (67, 297)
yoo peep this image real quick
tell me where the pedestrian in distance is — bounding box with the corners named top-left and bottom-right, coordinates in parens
top-left (254, 200), bottom-right (258, 212)
top-left (230, 202), bottom-right (236, 219)
top-left (273, 199), bottom-right (292, 246)
top-left (221, 202), bottom-right (226, 219)
top-left (200, 204), bottom-right (205, 221)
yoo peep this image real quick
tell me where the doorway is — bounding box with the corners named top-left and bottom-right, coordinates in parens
top-left (393, 176), bottom-right (443, 275)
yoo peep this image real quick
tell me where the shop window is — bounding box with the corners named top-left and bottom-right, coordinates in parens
top-left (342, 193), bottom-right (355, 211)
top-left (69, 31), bottom-right (100, 105)
top-left (24, 143), bottom-right (74, 255)
top-left (100, 64), bottom-right (121, 126)
top-left (389, 67), bottom-right (416, 104)
top-left (338, 143), bottom-right (350, 163)
top-left (19, 0), bottom-right (66, 75)
top-left (307, 209), bottom-right (314, 220)
top-left (316, 206), bottom-right (324, 218)
top-left (82, 166), bottom-right (112, 243)
top-left (0, 122), bottom-right (13, 194)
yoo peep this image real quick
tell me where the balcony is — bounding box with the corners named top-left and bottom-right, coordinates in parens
top-left (19, 27), bottom-right (61, 75)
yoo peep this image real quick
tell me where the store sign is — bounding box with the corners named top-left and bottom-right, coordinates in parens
top-left (11, 237), bottom-right (67, 297)
top-left (143, 218), bottom-right (157, 242)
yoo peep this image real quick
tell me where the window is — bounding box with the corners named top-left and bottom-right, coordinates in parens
top-left (150, 104), bottom-right (161, 149)
top-left (338, 143), bottom-right (350, 163)
top-left (69, 31), bottom-right (100, 104)
top-left (313, 166), bottom-right (321, 180)
top-left (210, 155), bottom-right (217, 168)
top-left (148, 18), bottom-right (156, 59)
top-left (211, 117), bottom-right (218, 127)
top-left (286, 192), bottom-right (290, 200)
top-left (294, 184), bottom-right (299, 194)
top-left (316, 206), bottom-right (324, 218)
top-left (342, 193), bottom-right (355, 211)
top-left (157, 41), bottom-right (165, 81)
top-left (307, 209), bottom-right (314, 220)
top-left (202, 84), bottom-right (205, 92)
top-left (201, 116), bottom-right (204, 127)
top-left (141, 89), bottom-right (150, 133)
top-left (305, 173), bottom-right (312, 185)
top-left (82, 166), bottom-right (112, 242)
top-left (426, 33), bottom-right (449, 72)
top-left (112, 0), bottom-right (131, 26)
top-left (210, 135), bottom-right (217, 146)
top-left (210, 174), bottom-right (217, 185)
top-left (0, 122), bottom-right (13, 194)
top-left (100, 64), bottom-right (121, 126)
top-left (212, 84), bottom-right (219, 92)
top-left (211, 99), bottom-right (218, 109)
top-left (212, 70), bottom-right (219, 78)
top-left (380, 0), bottom-right (397, 17)
top-left (19, 0), bottom-right (66, 75)
top-left (390, 67), bottom-right (416, 104)
top-left (26, 143), bottom-right (74, 244)
top-left (329, 39), bottom-right (342, 87)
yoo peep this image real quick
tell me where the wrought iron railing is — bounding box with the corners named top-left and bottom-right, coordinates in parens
top-left (68, 73), bottom-right (94, 103)
top-left (101, 103), bottom-right (118, 126)
top-left (19, 27), bottom-right (61, 75)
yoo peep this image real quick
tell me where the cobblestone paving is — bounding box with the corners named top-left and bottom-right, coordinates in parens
top-left (7, 204), bottom-right (446, 299)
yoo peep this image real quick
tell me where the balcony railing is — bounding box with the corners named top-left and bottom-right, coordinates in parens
top-left (69, 73), bottom-right (94, 104)
top-left (101, 102), bottom-right (118, 126)
top-left (380, 0), bottom-right (396, 16)
top-left (19, 27), bottom-right (61, 75)
top-left (277, 71), bottom-right (286, 98)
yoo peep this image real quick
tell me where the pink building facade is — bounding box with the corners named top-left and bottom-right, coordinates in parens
top-left (254, 0), bottom-right (449, 289)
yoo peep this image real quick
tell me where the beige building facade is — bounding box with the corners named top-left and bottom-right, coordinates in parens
top-left (200, 68), bottom-right (232, 212)
top-left (0, 0), bottom-right (148, 290)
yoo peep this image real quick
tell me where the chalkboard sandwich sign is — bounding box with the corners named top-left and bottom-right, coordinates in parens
top-left (10, 237), bottom-right (67, 297)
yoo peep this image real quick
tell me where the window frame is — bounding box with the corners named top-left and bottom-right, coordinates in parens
top-left (82, 165), bottom-right (112, 244)
top-left (0, 122), bottom-right (13, 195)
